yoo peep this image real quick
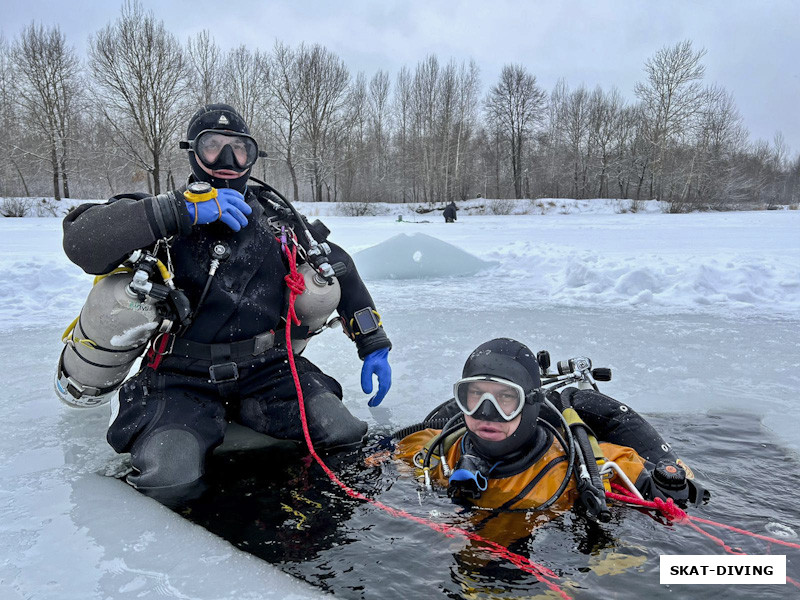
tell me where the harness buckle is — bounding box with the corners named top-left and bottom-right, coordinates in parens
top-left (209, 361), bottom-right (239, 384)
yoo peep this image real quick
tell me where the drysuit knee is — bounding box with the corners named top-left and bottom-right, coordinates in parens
top-left (127, 428), bottom-right (207, 505)
top-left (306, 391), bottom-right (368, 451)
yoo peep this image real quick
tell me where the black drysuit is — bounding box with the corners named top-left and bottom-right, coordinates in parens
top-left (62, 184), bottom-right (391, 499)
top-left (443, 202), bottom-right (457, 223)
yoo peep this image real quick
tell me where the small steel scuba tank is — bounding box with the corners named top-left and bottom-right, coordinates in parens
top-left (55, 263), bottom-right (169, 408)
top-left (290, 262), bottom-right (341, 353)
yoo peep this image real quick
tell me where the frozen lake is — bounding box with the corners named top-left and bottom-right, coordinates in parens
top-left (1, 204), bottom-right (798, 599)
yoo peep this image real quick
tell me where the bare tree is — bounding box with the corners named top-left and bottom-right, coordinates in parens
top-left (297, 44), bottom-right (350, 202)
top-left (0, 34), bottom-right (26, 196)
top-left (392, 66), bottom-right (414, 202)
top-left (186, 29), bottom-right (221, 106)
top-left (411, 55), bottom-right (441, 203)
top-left (585, 87), bottom-right (621, 198)
top-left (11, 23), bottom-right (81, 200)
top-left (452, 60), bottom-right (480, 200)
top-left (266, 41), bottom-right (306, 202)
top-left (221, 45), bottom-right (269, 126)
top-left (485, 64), bottom-right (547, 199)
top-left (367, 70), bottom-right (391, 199)
top-left (340, 71), bottom-right (368, 202)
top-left (634, 40), bottom-right (707, 201)
top-left (88, 0), bottom-right (189, 194)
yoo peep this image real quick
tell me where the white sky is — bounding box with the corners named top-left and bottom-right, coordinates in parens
top-left (3, 0), bottom-right (799, 156)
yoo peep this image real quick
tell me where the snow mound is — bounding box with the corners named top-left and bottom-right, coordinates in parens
top-left (353, 233), bottom-right (498, 279)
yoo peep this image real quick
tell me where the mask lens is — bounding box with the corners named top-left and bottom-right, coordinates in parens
top-left (454, 378), bottom-right (524, 421)
top-left (195, 132), bottom-right (258, 169)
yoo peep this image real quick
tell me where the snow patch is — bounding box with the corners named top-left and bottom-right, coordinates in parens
top-left (110, 321), bottom-right (159, 347)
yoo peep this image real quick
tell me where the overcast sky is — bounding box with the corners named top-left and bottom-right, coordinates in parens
top-left (3, 0), bottom-right (799, 155)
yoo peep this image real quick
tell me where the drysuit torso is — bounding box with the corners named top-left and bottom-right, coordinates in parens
top-left (62, 185), bottom-right (391, 353)
top-left (396, 428), bottom-right (649, 511)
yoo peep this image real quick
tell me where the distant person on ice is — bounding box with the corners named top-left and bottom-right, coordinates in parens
top-left (443, 201), bottom-right (458, 223)
top-left (395, 338), bottom-right (707, 513)
top-left (61, 104), bottom-right (392, 504)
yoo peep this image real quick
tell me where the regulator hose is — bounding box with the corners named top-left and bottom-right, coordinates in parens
top-left (560, 388), bottom-right (610, 521)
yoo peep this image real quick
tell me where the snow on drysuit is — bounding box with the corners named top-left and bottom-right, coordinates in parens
top-left (59, 104), bottom-right (392, 505)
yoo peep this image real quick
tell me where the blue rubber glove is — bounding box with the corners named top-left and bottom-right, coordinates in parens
top-left (361, 348), bottom-right (392, 407)
top-left (186, 188), bottom-right (252, 231)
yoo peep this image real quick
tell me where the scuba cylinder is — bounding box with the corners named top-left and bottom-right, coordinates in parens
top-left (290, 262), bottom-right (341, 353)
top-left (251, 177), bottom-right (348, 354)
top-left (55, 251), bottom-right (187, 408)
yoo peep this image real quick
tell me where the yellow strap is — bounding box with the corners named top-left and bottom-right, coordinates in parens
top-left (589, 436), bottom-right (606, 462)
top-left (92, 266), bottom-right (133, 285)
top-left (155, 259), bottom-right (173, 284)
top-left (561, 407), bottom-right (583, 427)
top-left (348, 309), bottom-right (383, 336)
top-left (183, 187), bottom-right (219, 225)
top-left (61, 315), bottom-right (79, 342)
top-left (183, 187), bottom-right (218, 203)
top-left (61, 315), bottom-right (97, 348)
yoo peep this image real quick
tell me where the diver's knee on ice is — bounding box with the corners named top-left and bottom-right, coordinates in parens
top-left (127, 428), bottom-right (205, 496)
top-left (306, 391), bottom-right (368, 450)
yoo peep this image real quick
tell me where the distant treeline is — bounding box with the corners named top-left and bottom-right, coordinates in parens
top-left (1, 0), bottom-right (798, 211)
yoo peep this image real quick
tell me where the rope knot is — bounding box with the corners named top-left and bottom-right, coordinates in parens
top-left (284, 271), bottom-right (306, 295)
top-left (654, 497), bottom-right (688, 522)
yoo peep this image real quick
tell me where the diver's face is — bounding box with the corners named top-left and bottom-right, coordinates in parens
top-left (464, 412), bottom-right (521, 441)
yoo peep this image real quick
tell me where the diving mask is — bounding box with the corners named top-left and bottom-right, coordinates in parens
top-left (454, 376), bottom-right (527, 422)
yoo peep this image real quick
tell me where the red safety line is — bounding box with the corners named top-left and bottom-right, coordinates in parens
top-left (608, 484), bottom-right (800, 585)
top-left (280, 242), bottom-right (570, 600)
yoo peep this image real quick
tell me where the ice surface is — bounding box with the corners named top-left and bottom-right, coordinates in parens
top-left (353, 232), bottom-right (497, 279)
top-left (1, 199), bottom-right (799, 599)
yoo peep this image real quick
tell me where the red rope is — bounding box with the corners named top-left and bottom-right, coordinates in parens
top-left (608, 483), bottom-right (799, 582)
top-left (280, 242), bottom-right (570, 600)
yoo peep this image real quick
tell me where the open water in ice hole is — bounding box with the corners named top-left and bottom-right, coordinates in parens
top-left (177, 411), bottom-right (800, 600)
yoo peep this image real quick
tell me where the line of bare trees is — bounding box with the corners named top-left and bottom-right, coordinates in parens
top-left (1, 1), bottom-right (798, 211)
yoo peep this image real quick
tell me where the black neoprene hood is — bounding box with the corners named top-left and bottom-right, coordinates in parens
top-left (462, 338), bottom-right (542, 394)
top-left (187, 104), bottom-right (250, 139)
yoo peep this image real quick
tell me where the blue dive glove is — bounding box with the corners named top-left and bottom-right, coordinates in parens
top-left (185, 187), bottom-right (252, 231)
top-left (361, 348), bottom-right (392, 407)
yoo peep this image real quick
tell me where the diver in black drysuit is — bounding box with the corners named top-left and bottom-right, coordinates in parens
top-left (62, 104), bottom-right (392, 504)
top-left (443, 201), bottom-right (458, 223)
